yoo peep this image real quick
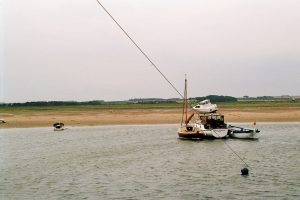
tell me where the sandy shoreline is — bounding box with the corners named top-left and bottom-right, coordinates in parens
top-left (1, 107), bottom-right (300, 128)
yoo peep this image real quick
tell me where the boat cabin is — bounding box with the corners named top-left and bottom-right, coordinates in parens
top-left (199, 114), bottom-right (226, 129)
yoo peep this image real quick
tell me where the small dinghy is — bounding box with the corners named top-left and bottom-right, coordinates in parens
top-left (228, 125), bottom-right (260, 139)
top-left (53, 122), bottom-right (65, 131)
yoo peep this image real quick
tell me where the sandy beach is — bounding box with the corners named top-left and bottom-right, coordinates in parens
top-left (1, 107), bottom-right (300, 128)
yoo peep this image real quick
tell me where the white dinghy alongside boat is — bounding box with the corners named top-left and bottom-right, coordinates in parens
top-left (227, 123), bottom-right (260, 139)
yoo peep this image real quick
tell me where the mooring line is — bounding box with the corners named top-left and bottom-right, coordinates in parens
top-left (212, 129), bottom-right (250, 168)
top-left (95, 0), bottom-right (183, 98)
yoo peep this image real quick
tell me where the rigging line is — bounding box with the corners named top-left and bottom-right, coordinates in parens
top-left (95, 0), bottom-right (183, 98)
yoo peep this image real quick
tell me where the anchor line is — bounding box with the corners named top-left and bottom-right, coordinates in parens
top-left (223, 141), bottom-right (250, 168)
top-left (212, 130), bottom-right (250, 168)
top-left (94, 0), bottom-right (183, 99)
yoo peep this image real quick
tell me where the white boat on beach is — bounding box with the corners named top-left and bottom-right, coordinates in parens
top-left (192, 99), bottom-right (218, 114)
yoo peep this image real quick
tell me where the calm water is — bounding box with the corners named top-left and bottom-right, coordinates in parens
top-left (0, 123), bottom-right (299, 199)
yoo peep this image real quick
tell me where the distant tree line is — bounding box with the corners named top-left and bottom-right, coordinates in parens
top-left (0, 100), bottom-right (105, 107)
top-left (191, 95), bottom-right (237, 103)
top-left (129, 98), bottom-right (180, 104)
top-left (256, 96), bottom-right (274, 100)
top-left (0, 96), bottom-right (238, 107)
top-left (238, 96), bottom-right (293, 101)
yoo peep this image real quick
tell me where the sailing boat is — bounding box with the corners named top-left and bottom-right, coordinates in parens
top-left (177, 77), bottom-right (228, 139)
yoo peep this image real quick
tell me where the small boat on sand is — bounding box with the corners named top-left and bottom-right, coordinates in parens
top-left (227, 125), bottom-right (260, 139)
top-left (53, 123), bottom-right (65, 131)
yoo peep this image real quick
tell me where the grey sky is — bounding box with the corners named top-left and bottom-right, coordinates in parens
top-left (1, 0), bottom-right (300, 102)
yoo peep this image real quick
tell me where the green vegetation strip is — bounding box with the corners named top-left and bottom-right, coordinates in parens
top-left (218, 101), bottom-right (300, 107)
top-left (0, 103), bottom-right (182, 113)
top-left (1, 101), bottom-right (300, 113)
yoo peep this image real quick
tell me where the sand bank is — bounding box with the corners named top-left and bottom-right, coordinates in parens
top-left (1, 107), bottom-right (300, 128)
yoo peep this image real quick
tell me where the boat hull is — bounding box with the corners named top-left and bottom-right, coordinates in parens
top-left (54, 128), bottom-right (65, 131)
top-left (178, 127), bottom-right (228, 139)
top-left (203, 129), bottom-right (228, 138)
top-left (228, 131), bottom-right (259, 139)
top-left (178, 132), bottom-right (205, 139)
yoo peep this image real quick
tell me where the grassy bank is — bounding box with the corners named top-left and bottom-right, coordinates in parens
top-left (218, 101), bottom-right (300, 108)
top-left (1, 101), bottom-right (300, 113)
top-left (0, 102), bottom-right (181, 113)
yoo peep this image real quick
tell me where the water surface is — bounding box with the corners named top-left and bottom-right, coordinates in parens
top-left (1, 123), bottom-right (299, 199)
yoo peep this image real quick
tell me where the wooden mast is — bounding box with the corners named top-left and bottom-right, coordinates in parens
top-left (180, 75), bottom-right (187, 127)
top-left (181, 74), bottom-right (190, 127)
top-left (184, 75), bottom-right (188, 125)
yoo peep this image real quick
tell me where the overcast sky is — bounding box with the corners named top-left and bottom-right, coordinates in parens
top-left (1, 0), bottom-right (300, 102)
